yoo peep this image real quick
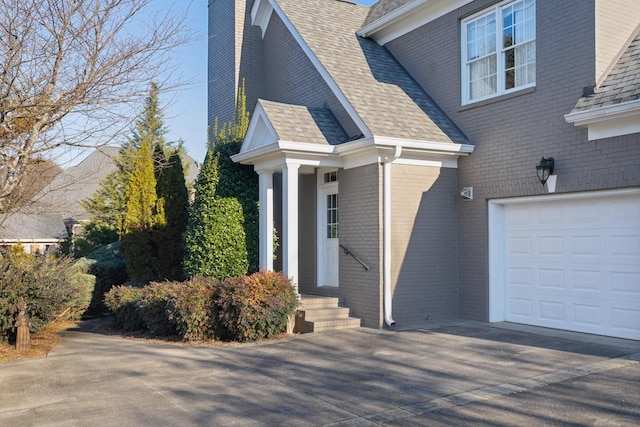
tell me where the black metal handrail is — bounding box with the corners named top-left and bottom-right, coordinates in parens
top-left (339, 243), bottom-right (370, 271)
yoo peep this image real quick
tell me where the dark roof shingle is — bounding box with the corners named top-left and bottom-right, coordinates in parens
top-left (572, 28), bottom-right (640, 112)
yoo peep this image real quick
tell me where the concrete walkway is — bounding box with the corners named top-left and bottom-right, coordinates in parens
top-left (1, 319), bottom-right (639, 426)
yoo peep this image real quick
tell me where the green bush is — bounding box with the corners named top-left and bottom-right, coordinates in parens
top-left (138, 282), bottom-right (179, 336)
top-left (75, 243), bottom-right (129, 315)
top-left (215, 271), bottom-right (299, 342)
top-left (166, 276), bottom-right (219, 341)
top-left (104, 285), bottom-right (145, 331)
top-left (0, 248), bottom-right (84, 341)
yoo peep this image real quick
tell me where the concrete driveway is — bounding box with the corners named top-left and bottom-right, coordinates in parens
top-left (1, 319), bottom-right (639, 426)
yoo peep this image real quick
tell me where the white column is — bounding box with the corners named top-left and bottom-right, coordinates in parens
top-left (282, 163), bottom-right (300, 291)
top-left (257, 170), bottom-right (274, 271)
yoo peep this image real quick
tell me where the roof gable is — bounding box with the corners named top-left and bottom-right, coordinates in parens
top-left (262, 0), bottom-right (467, 146)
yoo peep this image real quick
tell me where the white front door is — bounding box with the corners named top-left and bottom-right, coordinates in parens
top-left (318, 171), bottom-right (339, 287)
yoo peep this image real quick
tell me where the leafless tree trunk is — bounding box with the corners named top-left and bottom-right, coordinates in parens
top-left (0, 0), bottom-right (190, 211)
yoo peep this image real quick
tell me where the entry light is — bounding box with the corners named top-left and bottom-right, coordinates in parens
top-left (536, 157), bottom-right (554, 186)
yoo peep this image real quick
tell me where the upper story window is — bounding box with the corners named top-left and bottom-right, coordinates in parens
top-left (462, 0), bottom-right (536, 104)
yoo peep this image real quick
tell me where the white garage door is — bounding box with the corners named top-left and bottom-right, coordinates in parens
top-left (491, 190), bottom-right (640, 340)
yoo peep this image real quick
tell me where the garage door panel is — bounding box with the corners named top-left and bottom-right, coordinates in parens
top-left (497, 191), bottom-right (640, 340)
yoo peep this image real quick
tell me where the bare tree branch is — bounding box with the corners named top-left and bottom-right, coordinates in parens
top-left (0, 0), bottom-right (190, 211)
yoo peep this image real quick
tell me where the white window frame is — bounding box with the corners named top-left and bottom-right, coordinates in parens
top-left (461, 0), bottom-right (536, 105)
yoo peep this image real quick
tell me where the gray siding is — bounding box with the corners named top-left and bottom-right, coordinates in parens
top-left (386, 0), bottom-right (640, 321)
top-left (391, 164), bottom-right (459, 325)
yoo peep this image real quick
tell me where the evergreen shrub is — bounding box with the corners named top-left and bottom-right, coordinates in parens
top-left (75, 242), bottom-right (129, 315)
top-left (104, 285), bottom-right (145, 331)
top-left (215, 271), bottom-right (299, 342)
top-left (0, 248), bottom-right (89, 341)
top-left (166, 275), bottom-right (219, 341)
top-left (138, 282), bottom-right (179, 336)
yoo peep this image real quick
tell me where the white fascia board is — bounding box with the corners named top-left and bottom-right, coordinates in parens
top-left (264, 0), bottom-right (372, 138)
top-left (564, 100), bottom-right (640, 140)
top-left (564, 99), bottom-right (640, 125)
top-left (357, 0), bottom-right (473, 46)
top-left (251, 0), bottom-right (273, 37)
top-left (231, 140), bottom-right (340, 170)
top-left (338, 135), bottom-right (474, 169)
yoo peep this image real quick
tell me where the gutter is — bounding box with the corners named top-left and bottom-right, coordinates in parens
top-left (382, 146), bottom-right (402, 326)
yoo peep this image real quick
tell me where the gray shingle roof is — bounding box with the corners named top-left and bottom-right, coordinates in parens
top-left (276, 0), bottom-right (468, 145)
top-left (572, 28), bottom-right (640, 112)
top-left (259, 99), bottom-right (348, 145)
top-left (0, 213), bottom-right (67, 241)
top-left (24, 146), bottom-right (120, 220)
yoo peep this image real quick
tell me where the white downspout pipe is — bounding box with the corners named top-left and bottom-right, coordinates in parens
top-left (382, 145), bottom-right (401, 326)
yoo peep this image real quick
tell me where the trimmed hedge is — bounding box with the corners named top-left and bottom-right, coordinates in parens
top-left (166, 276), bottom-right (219, 341)
top-left (104, 285), bottom-right (145, 331)
top-left (103, 271), bottom-right (298, 342)
top-left (216, 271), bottom-right (299, 342)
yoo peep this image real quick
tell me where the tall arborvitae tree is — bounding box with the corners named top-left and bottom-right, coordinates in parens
top-left (118, 83), bottom-right (170, 281)
top-left (120, 139), bottom-right (163, 282)
top-left (80, 82), bottom-right (185, 256)
top-left (154, 149), bottom-right (189, 280)
top-left (183, 82), bottom-right (258, 278)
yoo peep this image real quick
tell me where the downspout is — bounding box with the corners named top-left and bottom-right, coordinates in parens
top-left (382, 145), bottom-right (401, 326)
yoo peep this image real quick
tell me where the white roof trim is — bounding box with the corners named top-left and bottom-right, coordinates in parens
top-left (358, 0), bottom-right (473, 46)
top-left (232, 131), bottom-right (474, 171)
top-left (564, 99), bottom-right (640, 125)
top-left (251, 0), bottom-right (273, 38)
top-left (241, 102), bottom-right (279, 152)
top-left (253, 0), bottom-right (372, 138)
top-left (565, 99), bottom-right (640, 140)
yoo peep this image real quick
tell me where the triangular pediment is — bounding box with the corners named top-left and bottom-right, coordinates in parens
top-left (240, 101), bottom-right (280, 154)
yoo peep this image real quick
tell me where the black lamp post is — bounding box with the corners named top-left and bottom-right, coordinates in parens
top-left (536, 157), bottom-right (554, 186)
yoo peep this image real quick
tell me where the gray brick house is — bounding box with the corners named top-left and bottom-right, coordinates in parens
top-left (208, 0), bottom-right (640, 339)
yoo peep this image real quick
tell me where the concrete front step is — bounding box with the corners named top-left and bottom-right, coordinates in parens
top-left (296, 295), bottom-right (361, 333)
top-left (302, 317), bottom-right (362, 333)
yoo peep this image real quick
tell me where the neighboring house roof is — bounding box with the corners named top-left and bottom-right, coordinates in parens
top-left (1, 146), bottom-right (200, 245)
top-left (25, 146), bottom-right (121, 220)
top-left (565, 27), bottom-right (640, 140)
top-left (0, 213), bottom-right (67, 242)
top-left (259, 99), bottom-right (348, 145)
top-left (363, 0), bottom-right (413, 26)
top-left (273, 0), bottom-right (468, 146)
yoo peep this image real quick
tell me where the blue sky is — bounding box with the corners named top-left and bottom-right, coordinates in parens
top-left (163, 0), bottom-right (378, 164)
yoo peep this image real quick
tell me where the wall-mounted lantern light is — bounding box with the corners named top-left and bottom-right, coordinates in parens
top-left (536, 157), bottom-right (554, 186)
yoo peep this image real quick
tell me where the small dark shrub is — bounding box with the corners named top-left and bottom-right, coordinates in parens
top-left (138, 282), bottom-right (179, 336)
top-left (0, 248), bottom-right (86, 341)
top-left (104, 285), bottom-right (145, 331)
top-left (215, 270), bottom-right (299, 342)
top-left (166, 276), bottom-right (219, 341)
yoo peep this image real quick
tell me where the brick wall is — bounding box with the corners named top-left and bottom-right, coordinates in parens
top-left (339, 164), bottom-right (383, 328)
top-left (391, 164), bottom-right (459, 325)
top-left (208, 0), bottom-right (264, 125)
top-left (386, 0), bottom-right (640, 320)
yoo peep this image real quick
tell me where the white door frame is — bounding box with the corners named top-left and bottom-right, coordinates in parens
top-left (317, 169), bottom-right (339, 287)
